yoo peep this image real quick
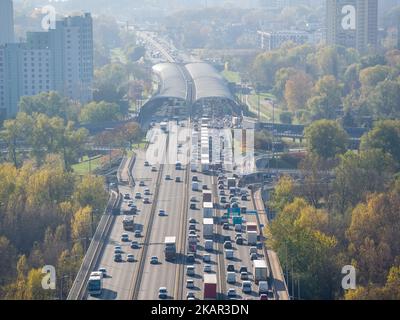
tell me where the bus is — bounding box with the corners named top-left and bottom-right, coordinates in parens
top-left (88, 271), bottom-right (103, 296)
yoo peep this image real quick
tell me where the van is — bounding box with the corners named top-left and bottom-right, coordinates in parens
top-left (249, 247), bottom-right (258, 255)
top-left (259, 281), bottom-right (269, 294)
top-left (234, 224), bottom-right (242, 232)
top-left (242, 281), bottom-right (252, 293)
top-left (225, 249), bottom-right (234, 260)
top-left (204, 240), bottom-right (213, 251)
top-left (226, 272), bottom-right (236, 284)
top-left (186, 265), bottom-right (195, 276)
top-left (192, 182), bottom-right (199, 191)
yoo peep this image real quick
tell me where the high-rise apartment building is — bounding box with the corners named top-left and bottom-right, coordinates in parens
top-left (0, 0), bottom-right (15, 45)
top-left (326, 0), bottom-right (378, 53)
top-left (0, 10), bottom-right (93, 120)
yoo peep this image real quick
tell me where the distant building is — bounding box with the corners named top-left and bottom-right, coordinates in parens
top-left (326, 0), bottom-right (378, 53)
top-left (0, 0), bottom-right (14, 45)
top-left (258, 29), bottom-right (323, 50)
top-left (0, 12), bottom-right (93, 120)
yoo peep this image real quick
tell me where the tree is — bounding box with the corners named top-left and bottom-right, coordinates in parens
top-left (71, 206), bottom-right (93, 241)
top-left (79, 101), bottom-right (122, 124)
top-left (365, 79), bottom-right (400, 119)
top-left (331, 150), bottom-right (396, 213)
top-left (359, 65), bottom-right (392, 91)
top-left (284, 71), bottom-right (313, 111)
top-left (304, 120), bottom-right (348, 159)
top-left (360, 120), bottom-right (400, 167)
top-left (279, 111), bottom-right (293, 124)
top-left (346, 187), bottom-right (400, 286)
top-left (73, 175), bottom-right (108, 212)
top-left (270, 175), bottom-right (295, 212)
top-left (267, 198), bottom-right (338, 299)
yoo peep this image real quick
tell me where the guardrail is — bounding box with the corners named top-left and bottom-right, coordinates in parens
top-left (127, 156), bottom-right (136, 188)
top-left (67, 191), bottom-right (121, 300)
top-left (117, 156), bottom-right (127, 184)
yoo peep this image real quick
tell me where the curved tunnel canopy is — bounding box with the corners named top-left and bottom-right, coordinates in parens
top-left (152, 63), bottom-right (187, 102)
top-left (185, 62), bottom-right (235, 103)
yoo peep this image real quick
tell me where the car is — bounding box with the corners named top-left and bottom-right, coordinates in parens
top-left (241, 195), bottom-right (248, 201)
top-left (158, 287), bottom-right (168, 299)
top-left (144, 161), bottom-right (149, 167)
top-left (186, 279), bottom-right (195, 289)
top-left (98, 268), bottom-right (107, 277)
top-left (223, 223), bottom-right (229, 230)
top-left (220, 196), bottom-right (227, 203)
top-left (144, 188), bottom-right (150, 196)
top-left (165, 174), bottom-right (171, 180)
top-left (189, 217), bottom-right (196, 224)
top-left (203, 254), bottom-right (211, 263)
top-left (186, 292), bottom-right (195, 299)
top-left (114, 253), bottom-right (122, 262)
top-left (143, 197), bottom-right (150, 204)
top-left (114, 246), bottom-right (122, 254)
top-left (151, 166), bottom-right (157, 172)
top-left (224, 203), bottom-right (230, 209)
top-left (159, 209), bottom-right (166, 216)
top-left (139, 181), bottom-right (145, 187)
top-left (124, 193), bottom-right (130, 200)
top-left (236, 237), bottom-right (243, 245)
top-left (218, 184), bottom-right (225, 190)
top-left (231, 202), bottom-right (239, 209)
top-left (150, 256), bottom-right (159, 264)
top-left (224, 241), bottom-right (232, 249)
top-left (192, 176), bottom-right (198, 182)
top-left (223, 235), bottom-right (231, 242)
top-left (218, 180), bottom-right (225, 185)
top-left (203, 264), bottom-right (212, 273)
top-left (187, 254), bottom-right (195, 263)
top-left (128, 202), bottom-right (136, 208)
top-left (190, 196), bottom-right (197, 202)
top-left (189, 224), bottom-right (196, 231)
top-left (259, 294), bottom-right (268, 300)
top-left (121, 233), bottom-right (129, 242)
top-left (175, 177), bottom-right (181, 182)
top-left (242, 281), bottom-right (252, 293)
top-left (250, 253), bottom-right (258, 260)
top-left (127, 254), bottom-right (135, 262)
top-left (227, 288), bottom-right (236, 298)
top-left (202, 185), bottom-right (208, 190)
top-left (227, 264), bottom-right (235, 272)
top-left (130, 241), bottom-right (139, 249)
top-left (190, 203), bottom-right (196, 210)
top-left (135, 192), bottom-right (141, 199)
top-left (186, 265), bottom-right (195, 276)
top-left (188, 230), bottom-right (196, 236)
top-left (219, 190), bottom-right (225, 196)
top-left (134, 230), bottom-right (141, 238)
top-left (249, 247), bottom-right (258, 255)
top-left (239, 266), bottom-right (248, 274)
top-left (241, 272), bottom-right (249, 280)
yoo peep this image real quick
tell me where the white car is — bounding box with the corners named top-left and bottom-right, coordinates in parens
top-left (158, 287), bottom-right (168, 299)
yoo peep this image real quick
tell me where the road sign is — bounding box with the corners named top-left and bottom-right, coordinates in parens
top-left (246, 210), bottom-right (257, 215)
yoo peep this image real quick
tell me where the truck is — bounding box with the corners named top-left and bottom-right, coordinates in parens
top-left (203, 274), bottom-right (217, 299)
top-left (202, 190), bottom-right (212, 203)
top-left (227, 177), bottom-right (236, 189)
top-left (88, 271), bottom-right (103, 296)
top-left (247, 222), bottom-right (258, 233)
top-left (247, 231), bottom-right (258, 245)
top-left (188, 235), bottom-right (197, 253)
top-left (203, 218), bottom-right (213, 238)
top-left (203, 202), bottom-right (213, 218)
top-left (258, 281), bottom-right (269, 294)
top-left (191, 163), bottom-right (197, 172)
top-left (164, 236), bottom-right (177, 261)
top-left (253, 259), bottom-right (269, 284)
top-left (122, 216), bottom-right (135, 231)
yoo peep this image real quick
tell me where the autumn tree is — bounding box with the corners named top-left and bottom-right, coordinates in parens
top-left (284, 71), bottom-right (313, 111)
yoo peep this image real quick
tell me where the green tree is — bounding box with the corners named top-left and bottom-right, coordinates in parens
top-left (304, 120), bottom-right (348, 159)
top-left (365, 79), bottom-right (400, 119)
top-left (79, 101), bottom-right (122, 124)
top-left (360, 120), bottom-right (400, 167)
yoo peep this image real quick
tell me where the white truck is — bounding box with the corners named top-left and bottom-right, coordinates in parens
top-left (88, 271), bottom-right (103, 296)
top-left (192, 181), bottom-right (199, 191)
top-left (203, 218), bottom-right (213, 238)
top-left (203, 202), bottom-right (213, 218)
top-left (253, 259), bottom-right (269, 284)
top-left (247, 230), bottom-right (258, 245)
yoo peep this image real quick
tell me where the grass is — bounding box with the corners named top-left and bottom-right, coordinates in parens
top-left (246, 92), bottom-right (281, 123)
top-left (221, 70), bottom-right (241, 83)
top-left (72, 155), bottom-right (103, 175)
